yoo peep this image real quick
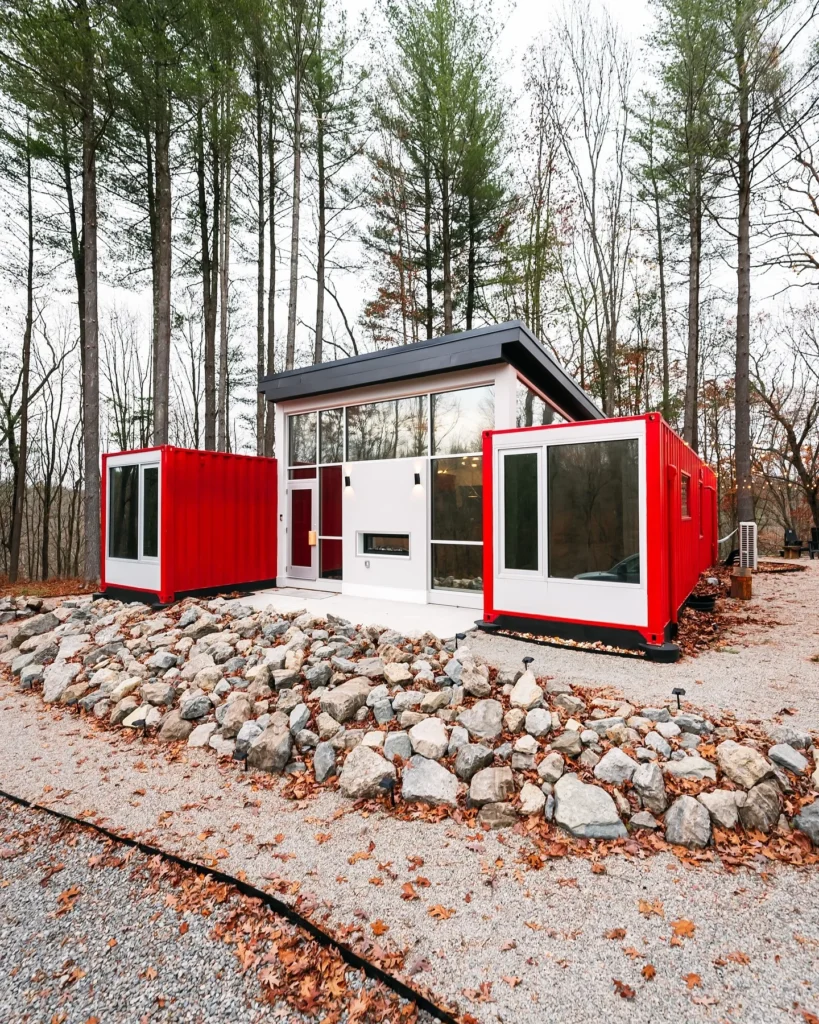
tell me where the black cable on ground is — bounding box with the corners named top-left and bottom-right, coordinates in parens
top-left (0, 787), bottom-right (458, 1024)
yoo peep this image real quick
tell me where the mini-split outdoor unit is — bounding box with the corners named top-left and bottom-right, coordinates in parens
top-left (738, 521), bottom-right (758, 570)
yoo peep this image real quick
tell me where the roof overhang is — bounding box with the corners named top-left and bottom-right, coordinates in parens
top-left (259, 321), bottom-right (603, 422)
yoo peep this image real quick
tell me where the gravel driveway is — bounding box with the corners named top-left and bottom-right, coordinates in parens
top-left (471, 560), bottom-right (819, 733)
top-left (0, 798), bottom-right (436, 1024)
top-left (1, 676), bottom-right (818, 1024)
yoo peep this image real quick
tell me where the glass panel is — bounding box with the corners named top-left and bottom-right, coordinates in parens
top-left (320, 539), bottom-right (343, 580)
top-left (320, 408), bottom-right (343, 464)
top-left (142, 466), bottom-right (159, 558)
top-left (320, 465), bottom-right (342, 536)
top-left (681, 474), bottom-right (690, 517)
top-left (431, 543), bottom-right (483, 591)
top-left (288, 412), bottom-right (316, 466)
top-left (346, 396), bottom-right (427, 461)
top-left (289, 467), bottom-right (317, 479)
top-left (431, 457), bottom-right (482, 542)
top-left (503, 452), bottom-right (539, 571)
top-left (290, 488), bottom-right (313, 568)
top-left (362, 533), bottom-right (409, 556)
top-left (515, 379), bottom-right (566, 427)
top-left (547, 439), bottom-right (640, 583)
top-left (431, 385), bottom-right (494, 455)
top-left (109, 465), bottom-right (139, 560)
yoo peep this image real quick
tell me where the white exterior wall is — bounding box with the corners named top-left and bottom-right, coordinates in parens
top-left (103, 450), bottom-right (162, 593)
top-left (273, 363), bottom-right (520, 605)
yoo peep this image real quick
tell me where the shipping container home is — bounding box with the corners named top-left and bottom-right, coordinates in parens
top-left (258, 321), bottom-right (603, 609)
top-left (100, 446), bottom-right (277, 604)
top-left (480, 414), bottom-right (718, 661)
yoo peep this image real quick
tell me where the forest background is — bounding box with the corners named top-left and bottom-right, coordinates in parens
top-left (1, 0), bottom-right (818, 582)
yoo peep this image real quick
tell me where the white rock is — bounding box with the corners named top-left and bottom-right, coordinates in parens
top-left (408, 717), bottom-right (449, 760)
top-left (594, 748), bottom-right (638, 785)
top-left (662, 756), bottom-right (717, 782)
top-left (509, 670), bottom-right (544, 711)
top-left (697, 789), bottom-right (739, 829)
top-left (401, 756), bottom-right (459, 807)
top-left (338, 744), bottom-right (396, 799)
top-left (519, 782), bottom-right (546, 816)
top-left (717, 740), bottom-right (775, 789)
top-left (362, 730), bottom-right (385, 749)
top-left (188, 722), bottom-right (218, 747)
top-left (553, 774), bottom-right (627, 839)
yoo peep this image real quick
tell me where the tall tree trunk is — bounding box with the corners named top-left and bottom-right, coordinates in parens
top-left (285, 77), bottom-right (301, 370)
top-left (683, 167), bottom-right (701, 450)
top-left (254, 66), bottom-right (266, 455)
top-left (205, 108), bottom-right (221, 450)
top-left (61, 128), bottom-right (85, 357)
top-left (264, 102), bottom-right (276, 457)
top-left (145, 129), bottom-right (158, 422)
top-left (653, 176), bottom-right (670, 422)
top-left (465, 196), bottom-right (476, 331)
top-left (81, 91), bottom-right (100, 582)
top-left (423, 160), bottom-right (433, 339)
top-left (9, 123), bottom-right (34, 583)
top-left (314, 109), bottom-right (326, 364)
top-left (153, 97), bottom-right (172, 446)
top-left (195, 106), bottom-right (215, 451)
top-left (217, 128), bottom-right (231, 452)
top-left (441, 172), bottom-right (453, 334)
top-left (735, 34), bottom-right (753, 525)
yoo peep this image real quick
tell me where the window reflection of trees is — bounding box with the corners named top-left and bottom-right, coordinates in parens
top-left (431, 386), bottom-right (494, 455)
top-left (347, 396), bottom-right (428, 460)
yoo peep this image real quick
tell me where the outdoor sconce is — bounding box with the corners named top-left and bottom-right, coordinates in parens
top-left (414, 472), bottom-right (421, 486)
top-left (345, 475), bottom-right (351, 488)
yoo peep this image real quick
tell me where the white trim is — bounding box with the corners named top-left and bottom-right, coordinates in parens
top-left (287, 479), bottom-right (318, 581)
top-left (497, 447), bottom-right (543, 578)
top-left (104, 451), bottom-right (162, 592)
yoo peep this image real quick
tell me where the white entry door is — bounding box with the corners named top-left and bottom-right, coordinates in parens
top-left (288, 480), bottom-right (318, 580)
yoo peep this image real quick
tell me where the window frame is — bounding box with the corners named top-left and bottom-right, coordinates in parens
top-left (681, 472), bottom-right (691, 519)
top-left (107, 456), bottom-right (161, 566)
top-left (498, 446), bottom-right (544, 579)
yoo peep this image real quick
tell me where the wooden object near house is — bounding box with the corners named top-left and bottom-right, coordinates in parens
top-left (783, 545), bottom-right (803, 560)
top-left (731, 569), bottom-right (752, 600)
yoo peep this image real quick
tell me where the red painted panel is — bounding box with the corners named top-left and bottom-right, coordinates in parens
top-left (320, 465), bottom-right (342, 536)
top-left (291, 488), bottom-right (313, 568)
top-left (101, 446), bottom-right (277, 603)
top-left (320, 538), bottom-right (343, 578)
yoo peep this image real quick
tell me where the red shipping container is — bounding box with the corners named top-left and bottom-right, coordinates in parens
top-left (100, 446), bottom-right (277, 604)
top-left (481, 414), bottom-right (717, 661)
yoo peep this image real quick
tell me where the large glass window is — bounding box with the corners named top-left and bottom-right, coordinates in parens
top-left (431, 458), bottom-right (482, 542)
top-left (320, 408), bottom-right (343, 464)
top-left (502, 452), bottom-right (539, 571)
top-left (547, 439), bottom-right (640, 583)
top-left (431, 386), bottom-right (494, 455)
top-left (432, 544), bottom-right (483, 591)
top-left (288, 412), bottom-right (316, 466)
top-left (515, 379), bottom-right (566, 427)
top-left (109, 465), bottom-right (139, 560)
top-left (143, 466), bottom-right (159, 558)
top-left (346, 396), bottom-right (427, 461)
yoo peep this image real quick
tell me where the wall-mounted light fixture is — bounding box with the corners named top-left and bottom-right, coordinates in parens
top-left (344, 475), bottom-right (351, 488)
top-left (414, 472), bottom-right (421, 486)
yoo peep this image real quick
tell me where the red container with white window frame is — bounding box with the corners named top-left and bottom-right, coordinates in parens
top-left (100, 446), bottom-right (277, 605)
top-left (480, 414), bottom-right (718, 661)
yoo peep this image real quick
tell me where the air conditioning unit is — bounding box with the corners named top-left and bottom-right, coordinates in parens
top-left (739, 521), bottom-right (757, 570)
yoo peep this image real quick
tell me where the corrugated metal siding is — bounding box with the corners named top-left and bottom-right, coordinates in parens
top-left (165, 447), bottom-right (277, 597)
top-left (658, 421), bottom-right (718, 624)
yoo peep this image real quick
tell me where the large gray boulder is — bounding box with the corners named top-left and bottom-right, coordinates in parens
top-left (525, 708), bottom-right (552, 738)
top-left (235, 720), bottom-right (264, 756)
top-left (662, 756), bottom-right (717, 782)
top-left (469, 766), bottom-right (514, 806)
top-left (554, 774), bottom-right (627, 839)
top-left (408, 718), bottom-right (449, 760)
top-left (158, 709), bottom-right (195, 742)
top-left (319, 678), bottom-right (372, 723)
top-left (313, 741), bottom-right (338, 782)
top-left (11, 611), bottom-right (59, 648)
top-left (768, 744), bottom-right (809, 776)
top-left (793, 800), bottom-right (819, 845)
top-left (401, 756), bottom-right (459, 807)
top-left (737, 780), bottom-right (781, 833)
top-left (632, 762), bottom-right (668, 815)
top-left (141, 681), bottom-right (176, 706)
top-left (664, 795), bottom-right (711, 847)
top-left (594, 749), bottom-right (638, 786)
top-left (454, 743), bottom-right (494, 781)
top-left (458, 699), bottom-right (503, 741)
top-left (247, 724), bottom-right (293, 773)
top-left (338, 744), bottom-right (396, 799)
top-left (180, 693), bottom-right (212, 720)
top-left (221, 698), bottom-right (253, 739)
top-left (42, 662), bottom-right (80, 703)
top-left (717, 740), bottom-right (775, 789)
top-left (697, 789), bottom-right (739, 829)
top-left (767, 724), bottom-right (812, 750)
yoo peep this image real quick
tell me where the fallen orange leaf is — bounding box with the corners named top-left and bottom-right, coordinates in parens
top-left (642, 964), bottom-right (656, 980)
top-left (670, 919), bottom-right (696, 939)
top-left (684, 972), bottom-right (702, 989)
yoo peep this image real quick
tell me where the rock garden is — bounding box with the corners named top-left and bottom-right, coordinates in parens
top-left (3, 593), bottom-right (818, 860)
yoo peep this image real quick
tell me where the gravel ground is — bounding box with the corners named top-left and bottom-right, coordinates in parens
top-left (1, 676), bottom-right (818, 1024)
top-left (0, 798), bottom-right (436, 1024)
top-left (471, 560), bottom-right (819, 733)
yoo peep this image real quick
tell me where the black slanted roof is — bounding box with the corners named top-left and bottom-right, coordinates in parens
top-left (259, 320), bottom-right (603, 422)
